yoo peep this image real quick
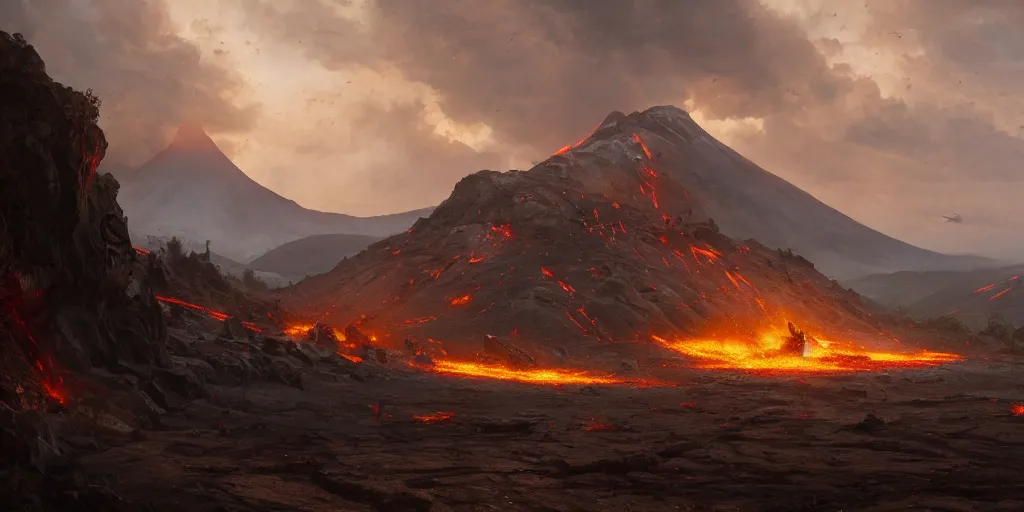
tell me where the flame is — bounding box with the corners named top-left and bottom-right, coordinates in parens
top-left (450, 294), bottom-right (472, 306)
top-left (426, 359), bottom-right (631, 386)
top-left (652, 325), bottom-right (962, 374)
top-left (283, 323), bottom-right (315, 337)
top-left (413, 412), bottom-right (455, 423)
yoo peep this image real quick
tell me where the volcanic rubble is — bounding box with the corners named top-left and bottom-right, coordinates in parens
top-left (5, 29), bottom-right (1024, 511)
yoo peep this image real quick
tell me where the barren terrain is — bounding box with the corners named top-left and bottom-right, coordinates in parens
top-left (78, 337), bottom-right (1024, 512)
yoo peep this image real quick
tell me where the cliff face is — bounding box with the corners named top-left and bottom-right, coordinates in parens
top-left (0, 28), bottom-right (165, 425)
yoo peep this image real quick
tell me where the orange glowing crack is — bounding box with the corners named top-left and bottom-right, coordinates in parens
top-left (974, 283), bottom-right (998, 294)
top-left (450, 294), bottom-right (472, 306)
top-left (989, 288), bottom-right (1012, 301)
top-left (652, 328), bottom-right (962, 374)
top-left (632, 133), bottom-right (653, 160)
top-left (426, 359), bottom-right (629, 385)
top-left (557, 280), bottom-right (577, 294)
top-left (413, 412), bottom-right (455, 423)
top-left (133, 245), bottom-right (150, 255)
top-left (155, 295), bottom-right (230, 321)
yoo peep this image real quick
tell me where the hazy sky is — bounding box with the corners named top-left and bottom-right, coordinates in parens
top-left (4, 0), bottom-right (1024, 261)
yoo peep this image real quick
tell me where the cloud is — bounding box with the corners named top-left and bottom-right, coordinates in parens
top-left (0, 0), bottom-right (258, 166)
top-left (6, 0), bottom-right (1024, 258)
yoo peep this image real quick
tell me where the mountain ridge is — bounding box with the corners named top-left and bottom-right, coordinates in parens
top-left (118, 124), bottom-right (433, 262)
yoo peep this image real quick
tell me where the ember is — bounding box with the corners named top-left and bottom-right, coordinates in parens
top-left (414, 412), bottom-right (455, 423)
top-left (1012, 404), bottom-right (1024, 416)
top-left (450, 294), bottom-right (472, 306)
top-left (426, 359), bottom-right (633, 386)
top-left (653, 325), bottom-right (963, 374)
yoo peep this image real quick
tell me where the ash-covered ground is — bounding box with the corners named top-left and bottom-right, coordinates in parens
top-left (78, 328), bottom-right (1024, 511)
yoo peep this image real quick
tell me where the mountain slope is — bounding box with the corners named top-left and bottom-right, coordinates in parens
top-left (595, 108), bottom-right (988, 280)
top-left (118, 124), bottom-right (432, 262)
top-left (848, 265), bottom-right (1024, 329)
top-left (281, 108), bottom-right (909, 361)
top-left (249, 233), bottom-right (383, 280)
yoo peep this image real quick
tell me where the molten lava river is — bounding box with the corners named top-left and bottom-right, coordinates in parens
top-left (653, 325), bottom-right (962, 374)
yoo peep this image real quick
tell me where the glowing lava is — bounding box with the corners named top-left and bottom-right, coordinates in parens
top-left (414, 412), bottom-right (455, 423)
top-left (653, 326), bottom-right (962, 374)
top-left (283, 323), bottom-right (315, 337)
top-left (155, 295), bottom-right (263, 332)
top-left (426, 359), bottom-right (631, 386)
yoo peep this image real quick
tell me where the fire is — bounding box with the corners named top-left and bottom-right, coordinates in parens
top-left (413, 412), bottom-right (455, 423)
top-left (426, 359), bottom-right (631, 386)
top-left (283, 323), bottom-right (315, 337)
top-left (652, 325), bottom-right (962, 374)
top-left (450, 294), bottom-right (472, 306)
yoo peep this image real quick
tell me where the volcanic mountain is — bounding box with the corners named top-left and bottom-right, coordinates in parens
top-left (118, 124), bottom-right (432, 262)
top-left (283, 107), bottom-right (936, 364)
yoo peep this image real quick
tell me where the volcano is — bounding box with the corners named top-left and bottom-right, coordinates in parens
top-left (118, 123), bottom-right (432, 262)
top-left (283, 107), bottom-right (943, 367)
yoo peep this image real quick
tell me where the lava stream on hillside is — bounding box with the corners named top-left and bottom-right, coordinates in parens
top-left (653, 325), bottom-right (962, 374)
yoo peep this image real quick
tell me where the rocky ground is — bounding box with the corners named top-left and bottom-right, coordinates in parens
top-left (52, 325), bottom-right (1024, 512)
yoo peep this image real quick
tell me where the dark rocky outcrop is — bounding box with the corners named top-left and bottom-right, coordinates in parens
top-left (0, 30), bottom-right (166, 509)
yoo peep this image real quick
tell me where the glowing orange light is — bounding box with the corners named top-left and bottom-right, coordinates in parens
top-left (450, 294), bottom-right (472, 306)
top-left (413, 412), bottom-right (455, 423)
top-left (652, 325), bottom-right (962, 374)
top-left (425, 359), bottom-right (633, 386)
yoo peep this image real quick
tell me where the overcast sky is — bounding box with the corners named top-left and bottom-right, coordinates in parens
top-left (3, 0), bottom-right (1024, 261)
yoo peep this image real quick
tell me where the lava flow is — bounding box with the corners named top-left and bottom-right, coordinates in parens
top-left (653, 325), bottom-right (962, 374)
top-left (424, 359), bottom-right (636, 386)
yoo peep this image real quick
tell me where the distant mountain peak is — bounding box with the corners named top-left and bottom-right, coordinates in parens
top-left (169, 122), bottom-right (219, 151)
